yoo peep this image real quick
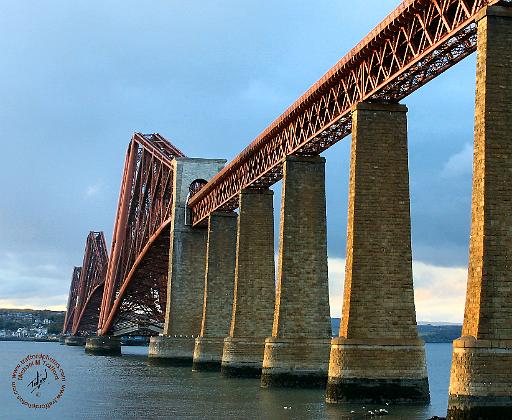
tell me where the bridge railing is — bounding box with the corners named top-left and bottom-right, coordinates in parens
top-left (188, 0), bottom-right (509, 226)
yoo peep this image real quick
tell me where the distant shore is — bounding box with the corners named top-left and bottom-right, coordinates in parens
top-left (331, 318), bottom-right (462, 343)
top-left (0, 337), bottom-right (59, 343)
top-left (1, 320), bottom-right (463, 345)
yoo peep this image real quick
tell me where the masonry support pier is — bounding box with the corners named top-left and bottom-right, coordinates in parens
top-left (85, 336), bottom-right (121, 356)
top-left (261, 156), bottom-right (331, 389)
top-left (326, 102), bottom-right (429, 404)
top-left (193, 212), bottom-right (237, 371)
top-left (221, 189), bottom-right (276, 378)
top-left (64, 336), bottom-right (86, 346)
top-left (447, 6), bottom-right (512, 420)
top-left (149, 158), bottom-right (226, 365)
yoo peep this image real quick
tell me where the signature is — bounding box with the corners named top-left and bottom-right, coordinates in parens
top-left (27, 369), bottom-right (48, 394)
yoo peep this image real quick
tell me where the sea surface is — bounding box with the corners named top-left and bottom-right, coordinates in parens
top-left (0, 342), bottom-right (453, 420)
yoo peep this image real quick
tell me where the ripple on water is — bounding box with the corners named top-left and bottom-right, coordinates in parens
top-left (0, 342), bottom-right (452, 419)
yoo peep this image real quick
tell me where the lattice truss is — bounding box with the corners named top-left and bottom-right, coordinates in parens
top-left (99, 133), bottom-right (185, 336)
top-left (62, 266), bottom-right (81, 334)
top-left (189, 0), bottom-right (512, 225)
top-left (72, 232), bottom-right (108, 336)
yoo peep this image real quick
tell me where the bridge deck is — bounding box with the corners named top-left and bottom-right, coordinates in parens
top-left (188, 0), bottom-right (511, 226)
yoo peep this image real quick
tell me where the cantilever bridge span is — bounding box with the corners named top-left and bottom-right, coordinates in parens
top-left (97, 133), bottom-right (185, 336)
top-left (62, 267), bottom-right (81, 335)
top-left (63, 231), bottom-right (108, 337)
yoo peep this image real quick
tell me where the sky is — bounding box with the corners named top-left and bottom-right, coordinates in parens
top-left (0, 1), bottom-right (478, 322)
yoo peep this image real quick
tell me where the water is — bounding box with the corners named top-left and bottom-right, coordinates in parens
top-left (0, 342), bottom-right (452, 419)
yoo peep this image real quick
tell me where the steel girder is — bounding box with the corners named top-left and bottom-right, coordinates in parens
top-left (62, 266), bottom-right (81, 334)
top-left (188, 0), bottom-right (512, 226)
top-left (71, 232), bottom-right (108, 336)
top-left (98, 133), bottom-right (185, 336)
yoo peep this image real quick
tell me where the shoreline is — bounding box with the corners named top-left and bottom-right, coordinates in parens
top-left (0, 337), bottom-right (59, 343)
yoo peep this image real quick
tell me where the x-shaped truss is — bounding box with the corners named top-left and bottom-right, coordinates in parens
top-left (98, 133), bottom-right (185, 336)
top-left (188, 0), bottom-right (512, 225)
top-left (71, 232), bottom-right (108, 336)
top-left (62, 266), bottom-right (81, 334)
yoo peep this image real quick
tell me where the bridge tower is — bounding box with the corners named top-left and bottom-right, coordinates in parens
top-left (448, 6), bottom-right (512, 419)
top-left (326, 103), bottom-right (429, 403)
top-left (148, 157), bottom-right (226, 364)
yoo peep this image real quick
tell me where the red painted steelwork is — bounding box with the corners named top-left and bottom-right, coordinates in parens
top-left (98, 133), bottom-right (185, 336)
top-left (62, 266), bottom-right (81, 334)
top-left (188, 0), bottom-right (512, 226)
top-left (71, 232), bottom-right (108, 336)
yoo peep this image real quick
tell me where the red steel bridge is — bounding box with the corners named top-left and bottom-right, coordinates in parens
top-left (97, 133), bottom-right (184, 336)
top-left (62, 231), bottom-right (108, 336)
top-left (62, 267), bottom-right (81, 335)
top-left (64, 0), bottom-right (511, 337)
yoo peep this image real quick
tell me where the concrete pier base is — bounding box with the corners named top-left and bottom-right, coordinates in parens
top-left (326, 338), bottom-right (429, 403)
top-left (158, 158), bottom-right (226, 367)
top-left (447, 338), bottom-right (512, 419)
top-left (448, 399), bottom-right (512, 420)
top-left (261, 156), bottom-right (332, 389)
top-left (193, 212), bottom-right (237, 372)
top-left (65, 336), bottom-right (86, 346)
top-left (261, 338), bottom-right (330, 388)
top-left (59, 335), bottom-right (66, 344)
top-left (85, 336), bottom-right (121, 356)
top-left (220, 189), bottom-right (276, 378)
top-left (327, 102), bottom-right (429, 403)
top-left (447, 7), bottom-right (512, 418)
top-left (221, 337), bottom-right (266, 378)
top-left (192, 337), bottom-right (226, 371)
top-left (148, 336), bottom-right (195, 366)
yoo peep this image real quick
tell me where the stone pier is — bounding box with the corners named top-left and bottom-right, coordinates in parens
top-left (149, 158), bottom-right (226, 365)
top-left (326, 103), bottom-right (429, 403)
top-left (261, 156), bottom-right (331, 389)
top-left (221, 189), bottom-right (276, 378)
top-left (65, 336), bottom-right (86, 346)
top-left (193, 212), bottom-right (237, 371)
top-left (85, 336), bottom-right (121, 356)
top-left (447, 7), bottom-right (512, 419)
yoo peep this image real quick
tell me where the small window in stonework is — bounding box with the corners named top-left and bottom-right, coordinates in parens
top-left (184, 179), bottom-right (208, 226)
top-left (188, 179), bottom-right (208, 198)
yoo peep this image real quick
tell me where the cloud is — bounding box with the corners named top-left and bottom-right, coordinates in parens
top-left (413, 261), bottom-right (467, 323)
top-left (0, 298), bottom-right (67, 311)
top-left (0, 252), bottom-right (70, 311)
top-left (0, 250), bottom-right (468, 322)
top-left (328, 257), bottom-right (346, 319)
top-left (0, 0), bottom-right (475, 324)
top-left (327, 257), bottom-right (467, 323)
top-left (441, 143), bottom-right (473, 178)
top-left (86, 184), bottom-right (100, 197)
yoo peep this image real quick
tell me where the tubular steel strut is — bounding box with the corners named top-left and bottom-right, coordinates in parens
top-left (71, 232), bottom-right (108, 336)
top-left (97, 133), bottom-right (185, 336)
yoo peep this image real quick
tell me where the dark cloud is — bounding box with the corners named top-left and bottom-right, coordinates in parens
top-left (0, 1), bottom-right (475, 314)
